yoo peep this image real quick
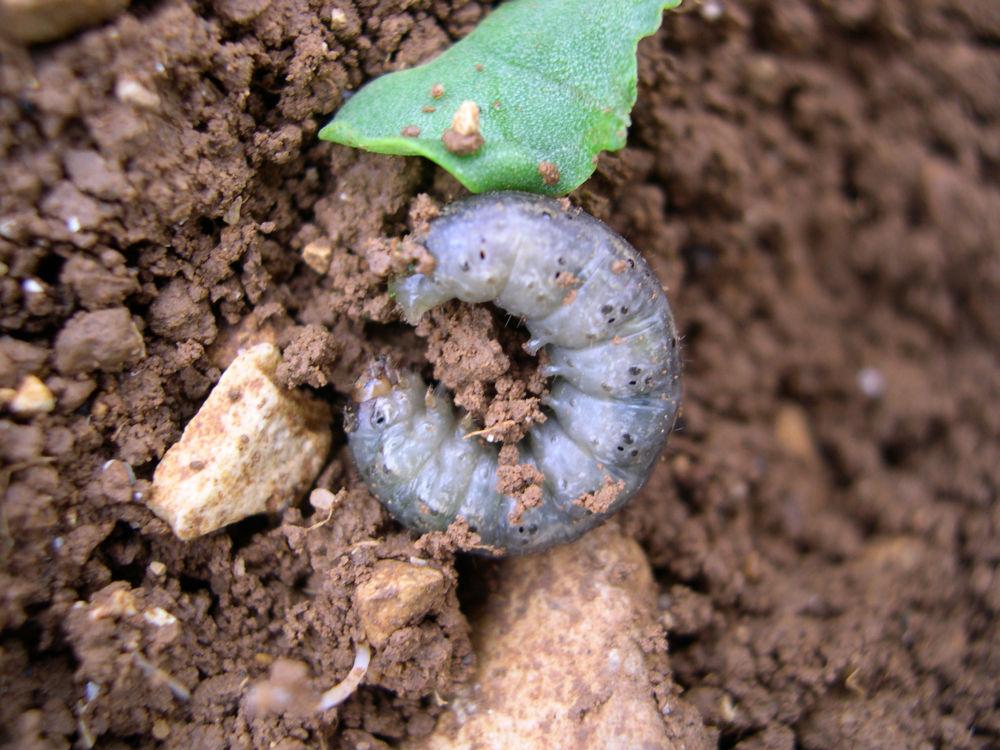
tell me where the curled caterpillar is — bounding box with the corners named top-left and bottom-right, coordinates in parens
top-left (345, 192), bottom-right (681, 555)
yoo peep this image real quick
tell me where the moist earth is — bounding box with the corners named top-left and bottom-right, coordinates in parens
top-left (1, 1), bottom-right (999, 748)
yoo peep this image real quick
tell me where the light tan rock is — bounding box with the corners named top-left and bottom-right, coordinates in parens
top-left (302, 239), bottom-right (333, 275)
top-left (0, 0), bottom-right (128, 44)
top-left (114, 77), bottom-right (160, 110)
top-left (5, 375), bottom-right (55, 415)
top-left (354, 560), bottom-right (447, 647)
top-left (409, 524), bottom-right (711, 750)
top-left (147, 343), bottom-right (331, 540)
top-left (774, 403), bottom-right (819, 462)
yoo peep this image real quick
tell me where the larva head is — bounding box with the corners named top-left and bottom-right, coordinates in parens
top-left (344, 359), bottom-right (422, 442)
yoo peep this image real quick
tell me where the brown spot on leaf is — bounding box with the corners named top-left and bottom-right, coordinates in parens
top-left (442, 100), bottom-right (484, 156)
top-left (538, 160), bottom-right (560, 186)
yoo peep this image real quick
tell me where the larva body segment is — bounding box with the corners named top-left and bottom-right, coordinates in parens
top-left (347, 192), bottom-right (681, 555)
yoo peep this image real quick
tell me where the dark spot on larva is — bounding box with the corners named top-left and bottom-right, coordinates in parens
top-left (620, 306), bottom-right (628, 314)
top-left (623, 433), bottom-right (633, 444)
top-left (557, 256), bottom-right (565, 265)
top-left (479, 250), bottom-right (486, 260)
top-left (461, 261), bottom-right (470, 271)
top-left (629, 366), bottom-right (641, 375)
top-left (630, 449), bottom-right (639, 457)
top-left (601, 304), bottom-right (613, 314)
top-left (628, 380), bottom-right (637, 386)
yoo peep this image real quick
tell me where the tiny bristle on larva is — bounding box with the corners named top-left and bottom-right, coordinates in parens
top-left (347, 192), bottom-right (681, 555)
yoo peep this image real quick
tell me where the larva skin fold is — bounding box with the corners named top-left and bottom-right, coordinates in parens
top-left (346, 192), bottom-right (681, 555)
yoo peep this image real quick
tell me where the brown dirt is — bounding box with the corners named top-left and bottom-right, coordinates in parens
top-left (1, 0), bottom-right (998, 748)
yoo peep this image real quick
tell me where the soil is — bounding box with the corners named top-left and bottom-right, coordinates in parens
top-left (1, 0), bottom-right (999, 748)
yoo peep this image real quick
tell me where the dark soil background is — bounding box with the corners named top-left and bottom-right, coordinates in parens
top-left (1, 0), bottom-right (999, 748)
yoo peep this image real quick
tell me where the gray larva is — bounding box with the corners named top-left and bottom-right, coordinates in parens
top-left (345, 192), bottom-right (681, 555)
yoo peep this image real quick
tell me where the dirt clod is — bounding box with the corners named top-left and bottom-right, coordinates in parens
top-left (442, 100), bottom-right (483, 156)
top-left (354, 560), bottom-right (447, 647)
top-left (0, 0), bottom-right (127, 43)
top-left (53, 307), bottom-right (145, 375)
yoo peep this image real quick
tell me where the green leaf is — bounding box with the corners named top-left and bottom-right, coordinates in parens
top-left (319, 0), bottom-right (681, 196)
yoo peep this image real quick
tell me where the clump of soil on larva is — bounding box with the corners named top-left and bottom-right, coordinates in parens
top-left (1, 1), bottom-right (999, 748)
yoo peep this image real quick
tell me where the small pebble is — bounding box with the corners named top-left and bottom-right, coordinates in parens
top-left (857, 367), bottom-right (886, 399)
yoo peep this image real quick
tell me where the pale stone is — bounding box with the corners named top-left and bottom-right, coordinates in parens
top-left (451, 100), bottom-right (480, 137)
top-left (354, 560), bottom-right (446, 647)
top-left (114, 77), bottom-right (160, 110)
top-left (302, 239), bottom-right (333, 275)
top-left (408, 524), bottom-right (711, 750)
top-left (6, 375), bottom-right (55, 415)
top-left (147, 343), bottom-right (331, 540)
top-left (774, 403), bottom-right (819, 462)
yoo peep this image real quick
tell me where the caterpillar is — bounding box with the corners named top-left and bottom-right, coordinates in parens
top-left (345, 192), bottom-right (681, 555)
